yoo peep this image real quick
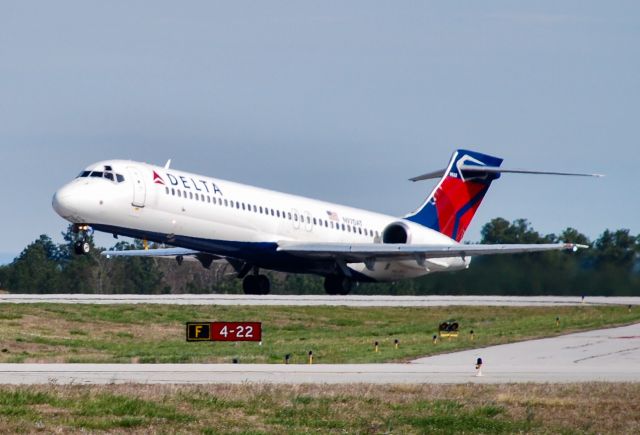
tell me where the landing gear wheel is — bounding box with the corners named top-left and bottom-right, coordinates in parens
top-left (257, 275), bottom-right (270, 295)
top-left (74, 240), bottom-right (91, 255)
top-left (242, 275), bottom-right (271, 295)
top-left (242, 275), bottom-right (258, 294)
top-left (324, 275), bottom-right (352, 295)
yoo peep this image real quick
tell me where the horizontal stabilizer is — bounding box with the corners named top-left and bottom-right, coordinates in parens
top-left (410, 166), bottom-right (603, 182)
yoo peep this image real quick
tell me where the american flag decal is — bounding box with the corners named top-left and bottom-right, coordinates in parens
top-left (326, 210), bottom-right (339, 221)
top-left (153, 171), bottom-right (165, 185)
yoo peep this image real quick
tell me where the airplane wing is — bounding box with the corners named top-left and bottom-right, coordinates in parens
top-left (277, 241), bottom-right (587, 263)
top-left (101, 247), bottom-right (224, 268)
top-left (102, 247), bottom-right (201, 258)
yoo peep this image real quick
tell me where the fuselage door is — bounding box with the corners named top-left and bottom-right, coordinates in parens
top-left (127, 166), bottom-right (146, 207)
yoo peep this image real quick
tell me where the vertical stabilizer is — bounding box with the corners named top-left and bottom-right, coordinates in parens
top-left (405, 149), bottom-right (503, 241)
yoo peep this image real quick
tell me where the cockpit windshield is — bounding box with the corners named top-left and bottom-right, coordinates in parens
top-left (76, 168), bottom-right (125, 183)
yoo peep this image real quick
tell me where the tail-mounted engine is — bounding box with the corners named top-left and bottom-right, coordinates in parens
top-left (382, 221), bottom-right (411, 244)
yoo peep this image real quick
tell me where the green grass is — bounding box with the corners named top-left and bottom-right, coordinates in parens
top-left (0, 303), bottom-right (638, 363)
top-left (0, 383), bottom-right (639, 433)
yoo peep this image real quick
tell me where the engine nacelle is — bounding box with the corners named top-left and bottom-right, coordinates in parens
top-left (382, 221), bottom-right (411, 244)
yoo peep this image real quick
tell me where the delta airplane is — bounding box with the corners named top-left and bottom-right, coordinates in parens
top-left (52, 149), bottom-right (599, 295)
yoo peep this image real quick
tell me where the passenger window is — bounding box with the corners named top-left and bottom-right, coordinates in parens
top-left (178, 190), bottom-right (182, 198)
top-left (253, 205), bottom-right (257, 212)
top-left (207, 196), bottom-right (210, 203)
top-left (236, 202), bottom-right (240, 209)
top-left (224, 199), bottom-right (228, 206)
top-left (294, 214), bottom-right (298, 221)
top-left (313, 218), bottom-right (317, 225)
top-left (165, 187), bottom-right (169, 194)
top-left (189, 192), bottom-right (193, 199)
top-left (288, 212), bottom-right (292, 220)
top-left (276, 210), bottom-right (280, 218)
top-left (358, 227), bottom-right (362, 234)
top-left (341, 224), bottom-right (345, 231)
top-left (171, 188), bottom-right (175, 195)
top-left (271, 209), bottom-right (274, 216)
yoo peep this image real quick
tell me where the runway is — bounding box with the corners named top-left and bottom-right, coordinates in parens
top-left (1, 323), bottom-right (638, 385)
top-left (1, 294), bottom-right (639, 307)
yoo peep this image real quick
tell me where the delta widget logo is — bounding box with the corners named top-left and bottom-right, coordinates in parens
top-left (153, 171), bottom-right (165, 185)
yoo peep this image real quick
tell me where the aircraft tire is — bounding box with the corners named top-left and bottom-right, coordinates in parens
top-left (257, 275), bottom-right (270, 295)
top-left (74, 240), bottom-right (90, 255)
top-left (324, 275), bottom-right (350, 295)
top-left (242, 275), bottom-right (258, 295)
top-left (338, 277), bottom-right (352, 295)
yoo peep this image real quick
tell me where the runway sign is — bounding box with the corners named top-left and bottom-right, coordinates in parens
top-left (186, 322), bottom-right (211, 341)
top-left (186, 322), bottom-right (262, 342)
top-left (212, 322), bottom-right (262, 341)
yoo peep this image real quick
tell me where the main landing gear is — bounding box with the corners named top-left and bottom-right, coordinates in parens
top-left (242, 273), bottom-right (271, 295)
top-left (324, 275), bottom-right (352, 295)
top-left (73, 224), bottom-right (92, 256)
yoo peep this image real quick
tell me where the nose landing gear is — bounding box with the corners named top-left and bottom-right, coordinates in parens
top-left (72, 224), bottom-right (93, 255)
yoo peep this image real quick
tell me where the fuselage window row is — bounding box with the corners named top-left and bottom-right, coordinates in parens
top-left (163, 184), bottom-right (377, 237)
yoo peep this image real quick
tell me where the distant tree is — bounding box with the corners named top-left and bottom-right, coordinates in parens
top-left (593, 229), bottom-right (637, 268)
top-left (5, 235), bottom-right (62, 293)
top-left (2, 220), bottom-right (639, 295)
top-left (103, 240), bottom-right (168, 294)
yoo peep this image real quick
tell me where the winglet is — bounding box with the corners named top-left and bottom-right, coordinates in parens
top-left (565, 243), bottom-right (589, 252)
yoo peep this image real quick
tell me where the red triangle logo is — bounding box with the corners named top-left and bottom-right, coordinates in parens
top-left (153, 171), bottom-right (165, 185)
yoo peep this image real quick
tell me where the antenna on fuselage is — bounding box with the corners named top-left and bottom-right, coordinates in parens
top-left (164, 159), bottom-right (172, 169)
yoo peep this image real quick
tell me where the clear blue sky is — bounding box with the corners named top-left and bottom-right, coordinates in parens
top-left (1, 1), bottom-right (638, 262)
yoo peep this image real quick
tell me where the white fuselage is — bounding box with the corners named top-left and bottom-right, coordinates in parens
top-left (52, 160), bottom-right (468, 281)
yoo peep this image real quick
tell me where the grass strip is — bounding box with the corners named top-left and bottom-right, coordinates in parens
top-left (0, 383), bottom-right (638, 433)
top-left (0, 303), bottom-right (638, 363)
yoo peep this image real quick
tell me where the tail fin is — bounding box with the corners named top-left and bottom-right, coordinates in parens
top-left (405, 149), bottom-right (503, 242)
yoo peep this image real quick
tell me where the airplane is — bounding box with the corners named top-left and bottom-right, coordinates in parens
top-left (52, 149), bottom-right (600, 295)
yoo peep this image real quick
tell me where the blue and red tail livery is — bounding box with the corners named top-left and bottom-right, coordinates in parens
top-left (405, 149), bottom-right (503, 242)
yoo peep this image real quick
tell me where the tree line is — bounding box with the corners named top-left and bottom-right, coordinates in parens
top-left (0, 219), bottom-right (638, 295)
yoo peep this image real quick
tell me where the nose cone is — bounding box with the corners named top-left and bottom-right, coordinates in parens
top-left (52, 184), bottom-right (81, 218)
